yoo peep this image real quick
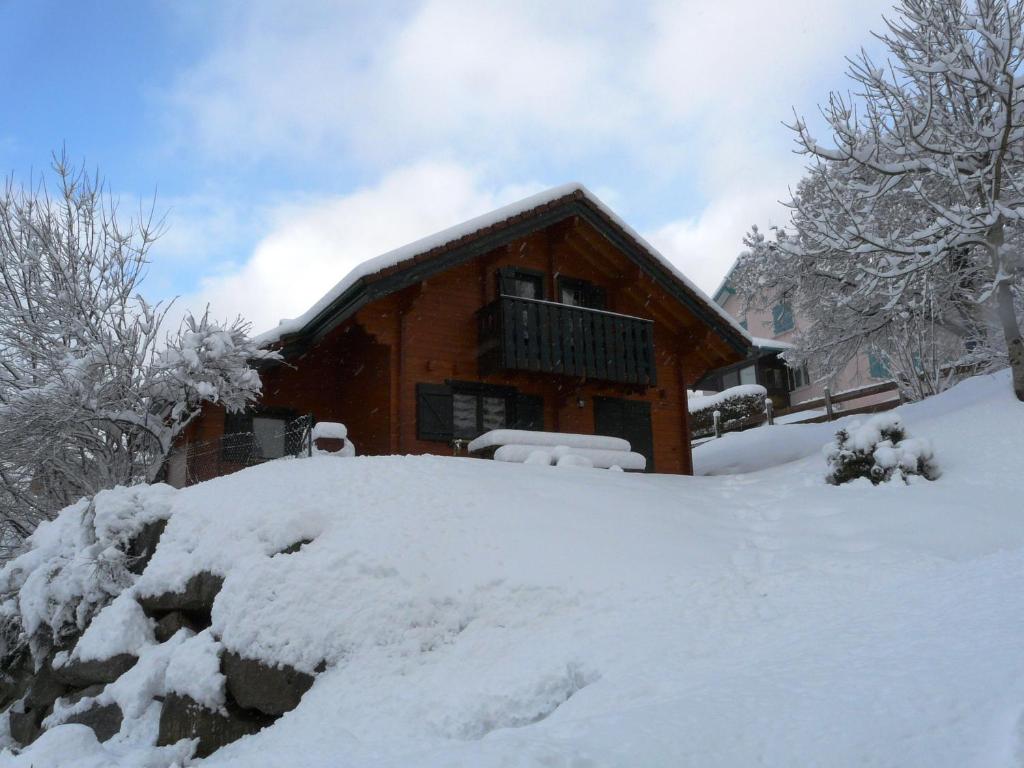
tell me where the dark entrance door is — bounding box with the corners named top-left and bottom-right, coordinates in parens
top-left (593, 397), bottom-right (654, 472)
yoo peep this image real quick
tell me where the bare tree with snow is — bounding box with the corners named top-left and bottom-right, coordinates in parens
top-left (0, 153), bottom-right (273, 550)
top-left (779, 0), bottom-right (1024, 400)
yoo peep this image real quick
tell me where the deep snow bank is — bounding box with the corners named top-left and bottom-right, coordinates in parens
top-left (3, 370), bottom-right (1024, 767)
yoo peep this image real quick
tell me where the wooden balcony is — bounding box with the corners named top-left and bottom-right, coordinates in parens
top-left (478, 295), bottom-right (656, 386)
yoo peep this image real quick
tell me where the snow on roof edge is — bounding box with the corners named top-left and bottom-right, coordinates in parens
top-left (256, 183), bottom-right (752, 348)
top-left (751, 336), bottom-right (794, 350)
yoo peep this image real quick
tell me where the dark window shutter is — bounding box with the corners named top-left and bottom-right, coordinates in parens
top-left (585, 284), bottom-right (607, 310)
top-left (497, 267), bottom-right (516, 296)
top-left (417, 383), bottom-right (453, 441)
top-left (513, 394), bottom-right (544, 431)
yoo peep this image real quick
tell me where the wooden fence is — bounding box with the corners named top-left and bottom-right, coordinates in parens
top-left (698, 380), bottom-right (902, 443)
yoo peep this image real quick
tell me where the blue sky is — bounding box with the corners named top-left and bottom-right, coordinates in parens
top-left (0, 0), bottom-right (890, 333)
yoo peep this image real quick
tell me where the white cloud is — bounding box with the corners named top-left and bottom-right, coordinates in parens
top-left (649, 182), bottom-right (791, 296)
top-left (164, 0), bottom-right (897, 310)
top-left (177, 161), bottom-right (542, 333)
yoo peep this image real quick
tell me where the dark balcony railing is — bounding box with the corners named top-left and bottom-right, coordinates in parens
top-left (478, 295), bottom-right (656, 386)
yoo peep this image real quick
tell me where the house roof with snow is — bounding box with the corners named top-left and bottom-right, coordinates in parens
top-left (258, 184), bottom-right (752, 355)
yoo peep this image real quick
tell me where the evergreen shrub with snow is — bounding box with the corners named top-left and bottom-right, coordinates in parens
top-left (824, 413), bottom-right (940, 486)
top-left (689, 385), bottom-right (767, 439)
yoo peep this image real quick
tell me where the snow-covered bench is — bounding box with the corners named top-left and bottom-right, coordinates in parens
top-left (467, 429), bottom-right (646, 471)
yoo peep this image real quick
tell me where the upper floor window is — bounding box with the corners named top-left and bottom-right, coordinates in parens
top-left (498, 267), bottom-right (543, 300)
top-left (772, 302), bottom-right (795, 334)
top-left (868, 352), bottom-right (890, 380)
top-left (557, 277), bottom-right (606, 310)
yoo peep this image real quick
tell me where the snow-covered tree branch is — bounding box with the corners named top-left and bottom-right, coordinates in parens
top-left (0, 153), bottom-right (275, 552)
top-left (769, 0), bottom-right (1024, 400)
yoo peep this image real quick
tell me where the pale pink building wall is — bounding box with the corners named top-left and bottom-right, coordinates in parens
top-left (718, 292), bottom-right (896, 412)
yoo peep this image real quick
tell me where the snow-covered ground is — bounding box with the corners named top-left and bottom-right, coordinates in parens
top-left (5, 370), bottom-right (1024, 767)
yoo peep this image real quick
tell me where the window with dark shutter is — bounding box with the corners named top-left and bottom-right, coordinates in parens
top-left (417, 383), bottom-right (454, 441)
top-left (424, 381), bottom-right (522, 441)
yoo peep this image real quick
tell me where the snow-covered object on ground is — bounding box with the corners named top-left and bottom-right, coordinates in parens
top-left (523, 450), bottom-right (554, 466)
top-left (0, 484), bottom-right (176, 654)
top-left (310, 422), bottom-right (347, 442)
top-left (687, 384), bottom-right (767, 414)
top-left (5, 370), bottom-right (1024, 768)
top-left (43, 626), bottom-right (192, 746)
top-left (256, 184), bottom-right (751, 346)
top-left (824, 412), bottom-right (940, 485)
top-left (493, 444), bottom-right (646, 471)
top-left (468, 429), bottom-right (630, 454)
top-left (554, 454), bottom-right (594, 469)
top-left (62, 593), bottom-right (154, 664)
top-left (163, 629), bottom-right (226, 711)
top-left (310, 422), bottom-right (356, 457)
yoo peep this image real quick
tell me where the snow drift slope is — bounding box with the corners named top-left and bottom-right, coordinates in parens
top-left (6, 371), bottom-right (1024, 767)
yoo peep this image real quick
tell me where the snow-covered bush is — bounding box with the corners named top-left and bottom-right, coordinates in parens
top-left (824, 413), bottom-right (940, 486)
top-left (689, 385), bottom-right (767, 438)
top-left (0, 485), bottom-right (175, 663)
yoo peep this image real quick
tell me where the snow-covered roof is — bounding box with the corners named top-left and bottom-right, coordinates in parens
top-left (256, 183), bottom-right (752, 349)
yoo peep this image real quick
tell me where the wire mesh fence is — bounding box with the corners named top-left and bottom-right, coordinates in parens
top-left (184, 414), bottom-right (313, 485)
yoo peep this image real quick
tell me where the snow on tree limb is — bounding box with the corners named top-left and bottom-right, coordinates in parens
top-left (0, 152), bottom-right (274, 550)
top-left (753, 0), bottom-right (1024, 400)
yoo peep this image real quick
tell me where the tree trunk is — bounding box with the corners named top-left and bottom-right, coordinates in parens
top-left (995, 280), bottom-right (1024, 401)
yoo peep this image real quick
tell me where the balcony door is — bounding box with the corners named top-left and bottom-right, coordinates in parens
top-left (594, 397), bottom-right (654, 472)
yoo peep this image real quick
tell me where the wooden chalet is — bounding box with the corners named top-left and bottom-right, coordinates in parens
top-left (176, 184), bottom-right (751, 482)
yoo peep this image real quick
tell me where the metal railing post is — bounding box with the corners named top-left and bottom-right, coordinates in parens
top-left (765, 398), bottom-right (774, 426)
top-left (713, 409), bottom-right (722, 439)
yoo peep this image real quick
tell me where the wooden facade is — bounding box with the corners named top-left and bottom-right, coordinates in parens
top-left (179, 188), bottom-right (749, 482)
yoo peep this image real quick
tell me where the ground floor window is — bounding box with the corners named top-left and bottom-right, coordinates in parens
top-left (453, 388), bottom-right (508, 439)
top-left (417, 382), bottom-right (543, 442)
top-left (788, 363), bottom-right (810, 390)
top-left (222, 409), bottom-right (299, 462)
top-left (721, 363), bottom-right (756, 389)
top-left (764, 367), bottom-right (787, 391)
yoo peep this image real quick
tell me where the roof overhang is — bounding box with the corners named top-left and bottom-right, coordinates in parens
top-left (267, 188), bottom-right (752, 362)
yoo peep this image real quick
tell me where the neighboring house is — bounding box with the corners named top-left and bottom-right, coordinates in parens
top-left (172, 184), bottom-right (750, 483)
top-left (698, 263), bottom-right (894, 410)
